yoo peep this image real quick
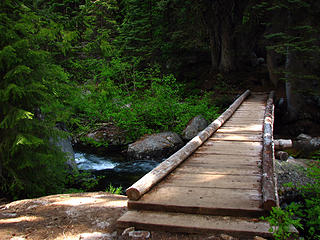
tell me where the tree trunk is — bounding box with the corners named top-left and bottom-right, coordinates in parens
top-left (201, 0), bottom-right (248, 72)
top-left (220, 20), bottom-right (235, 72)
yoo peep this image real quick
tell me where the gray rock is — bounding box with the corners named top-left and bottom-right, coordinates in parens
top-left (54, 122), bottom-right (77, 172)
top-left (127, 132), bottom-right (184, 160)
top-left (182, 115), bottom-right (208, 141)
top-left (79, 232), bottom-right (112, 240)
top-left (128, 230), bottom-right (150, 239)
top-left (55, 136), bottom-right (77, 172)
top-left (297, 133), bottom-right (312, 140)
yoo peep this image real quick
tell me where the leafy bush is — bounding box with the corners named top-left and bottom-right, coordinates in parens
top-left (68, 64), bottom-right (219, 142)
top-left (262, 205), bottom-right (301, 240)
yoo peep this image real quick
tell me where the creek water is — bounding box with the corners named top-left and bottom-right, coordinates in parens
top-left (74, 151), bottom-right (160, 192)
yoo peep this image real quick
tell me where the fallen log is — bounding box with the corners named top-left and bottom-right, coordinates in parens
top-left (126, 90), bottom-right (251, 201)
top-left (274, 139), bottom-right (293, 150)
top-left (274, 135), bottom-right (320, 156)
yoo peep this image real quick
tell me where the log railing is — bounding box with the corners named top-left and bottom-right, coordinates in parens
top-left (261, 91), bottom-right (279, 211)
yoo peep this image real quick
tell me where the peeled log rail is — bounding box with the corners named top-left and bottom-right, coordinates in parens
top-left (126, 90), bottom-right (251, 201)
top-left (261, 91), bottom-right (279, 211)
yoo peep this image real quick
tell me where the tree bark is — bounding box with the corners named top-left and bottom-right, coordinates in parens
top-left (201, 0), bottom-right (248, 72)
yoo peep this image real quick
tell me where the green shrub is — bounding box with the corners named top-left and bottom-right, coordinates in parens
top-left (105, 183), bottom-right (123, 195)
top-left (262, 205), bottom-right (301, 240)
top-left (265, 162), bottom-right (320, 240)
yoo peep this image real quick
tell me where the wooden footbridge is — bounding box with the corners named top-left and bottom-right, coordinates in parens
top-left (118, 90), bottom-right (280, 238)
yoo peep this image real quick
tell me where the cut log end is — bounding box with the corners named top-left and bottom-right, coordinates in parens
top-left (275, 151), bottom-right (289, 161)
top-left (126, 188), bottom-right (141, 201)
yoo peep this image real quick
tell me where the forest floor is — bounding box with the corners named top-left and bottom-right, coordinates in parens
top-left (0, 192), bottom-right (246, 240)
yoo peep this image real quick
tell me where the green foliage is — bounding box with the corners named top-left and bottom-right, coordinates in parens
top-left (262, 205), bottom-right (301, 240)
top-left (105, 183), bottom-right (123, 195)
top-left (296, 163), bottom-right (320, 239)
top-left (264, 162), bottom-right (320, 239)
top-left (0, 0), bottom-right (221, 200)
top-left (65, 171), bottom-right (100, 193)
top-left (69, 64), bottom-right (219, 142)
top-left (0, 1), bottom-right (72, 199)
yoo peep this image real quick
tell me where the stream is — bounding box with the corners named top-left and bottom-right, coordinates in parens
top-left (74, 151), bottom-right (160, 192)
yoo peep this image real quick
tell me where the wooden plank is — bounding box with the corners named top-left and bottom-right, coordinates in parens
top-left (240, 103), bottom-right (265, 105)
top-left (204, 140), bottom-right (263, 148)
top-left (135, 185), bottom-right (262, 209)
top-left (173, 164), bottom-right (261, 176)
top-left (197, 148), bottom-right (261, 156)
top-left (216, 127), bottom-right (262, 134)
top-left (210, 133), bottom-right (262, 142)
top-left (164, 173), bottom-right (261, 189)
top-left (224, 119), bottom-right (263, 123)
top-left (227, 115), bottom-right (265, 120)
top-left (199, 141), bottom-right (263, 156)
top-left (221, 123), bottom-right (263, 131)
top-left (236, 107), bottom-right (266, 112)
top-left (117, 210), bottom-right (273, 238)
top-left (186, 154), bottom-right (262, 166)
top-left (128, 186), bottom-right (263, 216)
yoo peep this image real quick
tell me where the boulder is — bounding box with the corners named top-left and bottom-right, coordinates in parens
top-left (85, 123), bottom-right (127, 147)
top-left (182, 115), bottom-right (208, 141)
top-left (127, 132), bottom-right (184, 160)
top-left (55, 122), bottom-right (77, 172)
top-left (55, 136), bottom-right (77, 172)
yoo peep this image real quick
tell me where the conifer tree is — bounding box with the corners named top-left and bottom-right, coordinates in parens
top-left (0, 1), bottom-right (70, 199)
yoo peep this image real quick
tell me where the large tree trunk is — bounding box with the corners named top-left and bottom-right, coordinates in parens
top-left (284, 10), bottom-right (320, 122)
top-left (201, 0), bottom-right (248, 72)
top-left (220, 20), bottom-right (235, 72)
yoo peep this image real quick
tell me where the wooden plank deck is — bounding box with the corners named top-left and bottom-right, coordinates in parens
top-left (118, 92), bottom-right (276, 238)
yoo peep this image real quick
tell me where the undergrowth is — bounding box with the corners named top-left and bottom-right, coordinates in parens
top-left (264, 160), bottom-right (320, 240)
top-left (59, 63), bottom-right (220, 142)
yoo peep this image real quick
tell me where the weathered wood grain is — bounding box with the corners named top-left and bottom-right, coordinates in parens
top-left (210, 133), bottom-right (263, 142)
top-left (128, 185), bottom-right (263, 216)
top-left (117, 211), bottom-right (273, 237)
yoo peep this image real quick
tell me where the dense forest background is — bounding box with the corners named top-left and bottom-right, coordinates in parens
top-left (1, 0), bottom-right (320, 210)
